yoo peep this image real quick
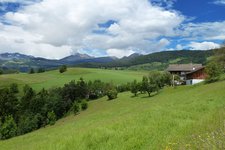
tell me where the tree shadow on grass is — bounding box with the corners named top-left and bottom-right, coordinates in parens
top-left (140, 91), bottom-right (160, 99)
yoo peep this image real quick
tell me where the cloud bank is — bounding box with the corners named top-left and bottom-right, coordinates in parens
top-left (0, 0), bottom-right (224, 58)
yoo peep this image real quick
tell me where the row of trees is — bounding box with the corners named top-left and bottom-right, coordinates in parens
top-left (0, 78), bottom-right (121, 140)
top-left (205, 46), bottom-right (225, 83)
top-left (0, 71), bottom-right (173, 140)
top-left (130, 72), bottom-right (172, 97)
top-left (29, 68), bottom-right (46, 74)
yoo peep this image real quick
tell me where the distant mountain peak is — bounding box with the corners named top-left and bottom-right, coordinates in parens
top-left (121, 53), bottom-right (142, 60)
top-left (60, 53), bottom-right (93, 62)
top-left (0, 52), bottom-right (34, 60)
top-left (72, 53), bottom-right (93, 58)
top-left (128, 53), bottom-right (142, 58)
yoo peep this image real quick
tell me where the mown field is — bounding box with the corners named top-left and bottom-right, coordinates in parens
top-left (0, 68), bottom-right (147, 91)
top-left (0, 70), bottom-right (224, 149)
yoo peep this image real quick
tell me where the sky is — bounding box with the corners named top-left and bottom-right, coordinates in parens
top-left (0, 0), bottom-right (224, 59)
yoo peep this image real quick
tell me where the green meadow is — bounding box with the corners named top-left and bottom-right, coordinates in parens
top-left (0, 68), bottom-right (224, 150)
top-left (0, 68), bottom-right (147, 91)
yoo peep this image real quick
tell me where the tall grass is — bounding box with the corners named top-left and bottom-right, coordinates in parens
top-left (0, 79), bottom-right (225, 150)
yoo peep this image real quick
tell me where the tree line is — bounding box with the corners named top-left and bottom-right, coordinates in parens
top-left (0, 78), bottom-right (121, 140)
top-left (0, 71), bottom-right (173, 140)
top-left (205, 46), bottom-right (225, 83)
top-left (130, 72), bottom-right (172, 97)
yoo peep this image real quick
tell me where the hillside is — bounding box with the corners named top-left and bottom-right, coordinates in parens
top-left (0, 68), bottom-right (147, 91)
top-left (0, 79), bottom-right (224, 150)
top-left (100, 50), bottom-right (214, 68)
top-left (0, 50), bottom-right (214, 72)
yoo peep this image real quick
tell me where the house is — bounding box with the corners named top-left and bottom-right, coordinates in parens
top-left (166, 64), bottom-right (207, 85)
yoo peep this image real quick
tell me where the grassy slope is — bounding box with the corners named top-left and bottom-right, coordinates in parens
top-left (0, 80), bottom-right (225, 150)
top-left (0, 68), bottom-right (147, 91)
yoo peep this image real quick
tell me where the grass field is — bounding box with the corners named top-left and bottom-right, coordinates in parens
top-left (0, 76), bottom-right (224, 149)
top-left (0, 68), bottom-right (147, 91)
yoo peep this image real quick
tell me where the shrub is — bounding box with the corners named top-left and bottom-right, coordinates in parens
top-left (0, 115), bottom-right (17, 140)
top-left (81, 100), bottom-right (88, 110)
top-left (9, 83), bottom-right (19, 94)
top-left (131, 80), bottom-right (139, 96)
top-left (47, 111), bottom-right (56, 125)
top-left (59, 65), bottom-right (67, 73)
top-left (106, 89), bottom-right (118, 100)
top-left (72, 102), bottom-right (80, 115)
top-left (29, 68), bottom-right (35, 74)
top-left (205, 61), bottom-right (222, 83)
top-left (17, 114), bottom-right (39, 135)
top-left (37, 68), bottom-right (45, 73)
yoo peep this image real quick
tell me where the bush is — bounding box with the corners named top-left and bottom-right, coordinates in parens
top-left (81, 100), bottom-right (88, 110)
top-left (17, 114), bottom-right (39, 135)
top-left (72, 102), bottom-right (80, 115)
top-left (0, 116), bottom-right (17, 140)
top-left (37, 68), bottom-right (45, 73)
top-left (205, 61), bottom-right (222, 83)
top-left (29, 68), bottom-right (35, 74)
top-left (59, 65), bottom-right (67, 73)
top-left (106, 89), bottom-right (118, 100)
top-left (9, 83), bottom-right (19, 94)
top-left (131, 80), bottom-right (139, 96)
top-left (47, 111), bottom-right (56, 125)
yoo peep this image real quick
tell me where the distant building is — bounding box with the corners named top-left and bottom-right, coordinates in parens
top-left (166, 64), bottom-right (207, 85)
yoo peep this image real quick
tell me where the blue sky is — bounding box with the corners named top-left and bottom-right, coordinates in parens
top-left (0, 0), bottom-right (224, 59)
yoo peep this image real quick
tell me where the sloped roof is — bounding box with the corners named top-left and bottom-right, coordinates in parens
top-left (167, 64), bottom-right (203, 72)
top-left (185, 66), bottom-right (205, 75)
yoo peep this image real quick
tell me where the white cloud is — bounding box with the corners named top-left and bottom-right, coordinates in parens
top-left (176, 44), bottom-right (183, 50)
top-left (213, 0), bottom-right (225, 5)
top-left (179, 21), bottom-right (225, 40)
top-left (0, 0), bottom-right (184, 58)
top-left (0, 22), bottom-right (72, 59)
top-left (188, 42), bottom-right (220, 50)
top-left (1, 0), bottom-right (223, 58)
top-left (106, 49), bottom-right (135, 58)
top-left (0, 0), bottom-right (40, 4)
top-left (151, 0), bottom-right (177, 8)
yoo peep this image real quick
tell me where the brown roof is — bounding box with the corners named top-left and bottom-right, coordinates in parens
top-left (185, 66), bottom-right (205, 75)
top-left (167, 64), bottom-right (203, 72)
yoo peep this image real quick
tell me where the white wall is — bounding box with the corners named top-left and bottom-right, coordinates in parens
top-left (186, 79), bottom-right (204, 85)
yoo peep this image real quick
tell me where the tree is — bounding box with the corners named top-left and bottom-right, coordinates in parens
top-left (37, 68), bottom-right (45, 73)
top-left (105, 83), bottom-right (118, 100)
top-left (77, 78), bottom-right (88, 99)
top-left (131, 80), bottom-right (139, 96)
top-left (0, 69), bottom-right (3, 75)
top-left (59, 65), bottom-right (67, 73)
top-left (141, 75), bottom-right (159, 97)
top-left (141, 76), bottom-right (148, 93)
top-left (214, 47), bottom-right (225, 72)
top-left (106, 89), bottom-right (118, 100)
top-left (20, 85), bottom-right (35, 112)
top-left (161, 72), bottom-right (172, 86)
top-left (0, 115), bottom-right (17, 140)
top-left (17, 114), bottom-right (39, 135)
top-left (205, 61), bottom-right (222, 83)
top-left (81, 100), bottom-right (88, 110)
top-left (0, 88), bottom-right (19, 119)
top-left (9, 83), bottom-right (19, 94)
top-left (72, 102), bottom-right (80, 115)
top-left (47, 111), bottom-right (56, 125)
top-left (29, 68), bottom-right (35, 74)
top-left (62, 80), bottom-right (78, 109)
top-left (88, 80), bottom-right (105, 99)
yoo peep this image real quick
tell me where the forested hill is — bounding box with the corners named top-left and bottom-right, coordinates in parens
top-left (76, 50), bottom-right (214, 69)
top-left (0, 50), bottom-right (214, 72)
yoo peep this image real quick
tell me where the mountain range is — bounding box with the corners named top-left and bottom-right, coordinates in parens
top-left (0, 50), bottom-right (214, 72)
